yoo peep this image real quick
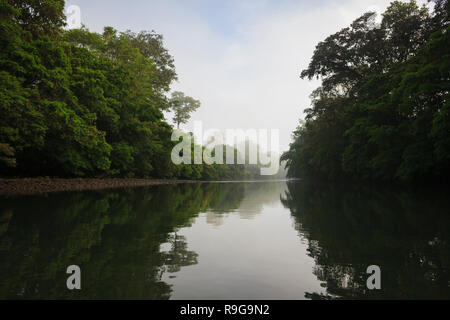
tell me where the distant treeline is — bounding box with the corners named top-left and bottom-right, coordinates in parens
top-left (0, 0), bottom-right (272, 180)
top-left (282, 0), bottom-right (450, 183)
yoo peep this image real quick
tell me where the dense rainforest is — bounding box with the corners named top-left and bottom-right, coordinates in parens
top-left (0, 0), bottom-right (268, 180)
top-left (282, 0), bottom-right (450, 183)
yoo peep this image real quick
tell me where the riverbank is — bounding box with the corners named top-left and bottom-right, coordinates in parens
top-left (0, 178), bottom-right (200, 196)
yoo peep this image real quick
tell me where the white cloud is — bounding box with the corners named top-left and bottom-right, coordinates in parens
top-left (71, 0), bottom-right (434, 151)
top-left (167, 0), bottom-right (401, 151)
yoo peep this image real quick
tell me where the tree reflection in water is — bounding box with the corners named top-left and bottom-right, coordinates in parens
top-left (0, 183), bottom-right (243, 299)
top-left (281, 181), bottom-right (450, 299)
top-left (2, 181), bottom-right (449, 299)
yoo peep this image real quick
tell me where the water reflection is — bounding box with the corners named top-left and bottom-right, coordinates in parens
top-left (282, 181), bottom-right (450, 299)
top-left (205, 181), bottom-right (288, 225)
top-left (162, 180), bottom-right (323, 300)
top-left (1, 181), bottom-right (449, 299)
top-left (0, 183), bottom-right (243, 299)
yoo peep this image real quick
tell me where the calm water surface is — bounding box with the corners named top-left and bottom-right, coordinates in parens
top-left (1, 181), bottom-right (449, 299)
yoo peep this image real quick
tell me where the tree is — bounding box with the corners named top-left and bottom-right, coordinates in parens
top-left (8, 0), bottom-right (66, 39)
top-left (169, 91), bottom-right (201, 129)
top-left (123, 30), bottom-right (177, 91)
top-left (0, 0), bottom-right (257, 181)
top-left (283, 0), bottom-right (450, 183)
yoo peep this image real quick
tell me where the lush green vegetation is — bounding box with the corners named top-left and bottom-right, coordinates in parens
top-left (0, 0), bottom-right (264, 180)
top-left (282, 0), bottom-right (450, 183)
top-left (169, 91), bottom-right (201, 129)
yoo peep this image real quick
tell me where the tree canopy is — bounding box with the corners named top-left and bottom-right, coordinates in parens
top-left (0, 0), bottom-right (273, 180)
top-left (169, 91), bottom-right (201, 129)
top-left (282, 0), bottom-right (450, 183)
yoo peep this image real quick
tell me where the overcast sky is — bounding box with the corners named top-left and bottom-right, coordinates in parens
top-left (66, 0), bottom-right (433, 152)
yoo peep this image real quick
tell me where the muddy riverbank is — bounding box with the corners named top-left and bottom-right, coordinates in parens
top-left (0, 178), bottom-right (200, 196)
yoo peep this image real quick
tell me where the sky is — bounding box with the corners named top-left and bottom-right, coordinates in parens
top-left (65, 0), bottom-right (434, 152)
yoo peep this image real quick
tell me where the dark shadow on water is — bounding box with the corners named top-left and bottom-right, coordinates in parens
top-left (0, 183), bottom-right (245, 299)
top-left (281, 181), bottom-right (450, 299)
top-left (2, 180), bottom-right (449, 299)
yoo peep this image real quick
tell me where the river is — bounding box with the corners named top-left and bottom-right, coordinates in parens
top-left (0, 180), bottom-right (449, 299)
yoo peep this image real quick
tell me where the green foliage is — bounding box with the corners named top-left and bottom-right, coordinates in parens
top-left (8, 0), bottom-right (66, 39)
top-left (283, 0), bottom-right (450, 182)
top-left (0, 0), bottom-right (253, 180)
top-left (0, 143), bottom-right (15, 168)
top-left (169, 91), bottom-right (201, 129)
